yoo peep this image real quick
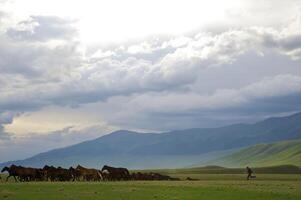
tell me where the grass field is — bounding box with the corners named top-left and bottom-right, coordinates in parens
top-left (1, 173), bottom-right (301, 200)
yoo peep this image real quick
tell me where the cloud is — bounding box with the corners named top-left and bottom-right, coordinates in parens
top-left (1, 16), bottom-right (301, 119)
top-left (7, 16), bottom-right (77, 42)
top-left (257, 27), bottom-right (301, 60)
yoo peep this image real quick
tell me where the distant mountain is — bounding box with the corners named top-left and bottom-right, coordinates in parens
top-left (1, 112), bottom-right (301, 169)
top-left (207, 139), bottom-right (301, 167)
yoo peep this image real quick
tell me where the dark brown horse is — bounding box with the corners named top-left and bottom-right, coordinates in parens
top-left (1, 166), bottom-right (18, 182)
top-left (101, 165), bottom-right (130, 180)
top-left (1, 165), bottom-right (38, 182)
top-left (99, 169), bottom-right (112, 181)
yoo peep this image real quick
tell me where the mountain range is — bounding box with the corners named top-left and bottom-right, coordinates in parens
top-left (1, 112), bottom-right (301, 169)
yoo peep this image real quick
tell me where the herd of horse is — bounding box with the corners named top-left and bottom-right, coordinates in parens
top-left (1, 164), bottom-right (179, 182)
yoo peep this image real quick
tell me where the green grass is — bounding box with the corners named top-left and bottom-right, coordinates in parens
top-left (207, 140), bottom-right (301, 167)
top-left (1, 173), bottom-right (301, 200)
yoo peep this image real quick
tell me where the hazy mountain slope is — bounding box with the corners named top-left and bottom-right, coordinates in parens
top-left (207, 140), bottom-right (301, 167)
top-left (1, 112), bottom-right (301, 169)
top-left (0, 149), bottom-right (234, 169)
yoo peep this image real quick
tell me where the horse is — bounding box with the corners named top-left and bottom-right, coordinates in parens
top-left (43, 165), bottom-right (58, 181)
top-left (43, 165), bottom-right (73, 181)
top-left (1, 166), bottom-right (19, 182)
top-left (101, 165), bottom-right (130, 181)
top-left (21, 166), bottom-right (44, 181)
top-left (34, 168), bottom-right (46, 181)
top-left (99, 169), bottom-right (111, 181)
top-left (1, 165), bottom-right (37, 182)
top-left (131, 172), bottom-right (146, 180)
top-left (56, 166), bottom-right (73, 181)
top-left (69, 167), bottom-right (81, 181)
top-left (75, 165), bottom-right (102, 181)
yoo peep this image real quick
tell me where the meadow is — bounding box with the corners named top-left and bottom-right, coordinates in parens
top-left (1, 171), bottom-right (300, 200)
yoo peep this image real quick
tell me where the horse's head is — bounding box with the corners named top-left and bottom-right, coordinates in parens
top-left (76, 165), bottom-right (83, 170)
top-left (101, 165), bottom-right (108, 171)
top-left (43, 165), bottom-right (50, 170)
top-left (1, 166), bottom-right (9, 173)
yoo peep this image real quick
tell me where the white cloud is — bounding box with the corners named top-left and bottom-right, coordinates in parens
top-left (1, 15), bottom-right (301, 119)
top-left (7, 16), bottom-right (77, 42)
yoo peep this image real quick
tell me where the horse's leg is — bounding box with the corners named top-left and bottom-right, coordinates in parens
top-left (6, 175), bottom-right (11, 182)
top-left (13, 176), bottom-right (18, 182)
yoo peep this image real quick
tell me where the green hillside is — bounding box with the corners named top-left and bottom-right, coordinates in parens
top-left (208, 140), bottom-right (301, 167)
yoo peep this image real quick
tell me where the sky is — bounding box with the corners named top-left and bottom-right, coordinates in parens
top-left (0, 0), bottom-right (301, 162)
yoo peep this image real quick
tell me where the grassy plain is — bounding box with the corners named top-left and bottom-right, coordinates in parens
top-left (1, 172), bottom-right (300, 200)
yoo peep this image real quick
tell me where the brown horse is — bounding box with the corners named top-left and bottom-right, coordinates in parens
top-left (24, 166), bottom-right (45, 181)
top-left (43, 165), bottom-right (57, 181)
top-left (1, 165), bottom-right (38, 182)
top-left (69, 167), bottom-right (81, 181)
top-left (56, 167), bottom-right (73, 181)
top-left (75, 165), bottom-right (102, 181)
top-left (43, 165), bottom-right (73, 181)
